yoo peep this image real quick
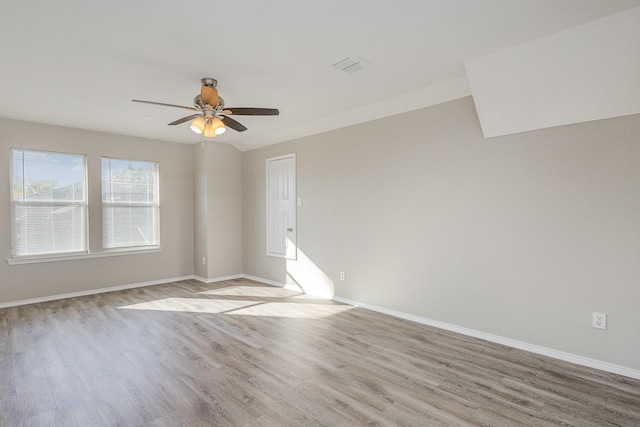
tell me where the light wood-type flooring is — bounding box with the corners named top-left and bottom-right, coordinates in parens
top-left (1, 278), bottom-right (639, 426)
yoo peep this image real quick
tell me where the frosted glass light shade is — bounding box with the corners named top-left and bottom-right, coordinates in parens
top-left (190, 117), bottom-right (206, 134)
top-left (210, 118), bottom-right (226, 135)
top-left (203, 123), bottom-right (217, 138)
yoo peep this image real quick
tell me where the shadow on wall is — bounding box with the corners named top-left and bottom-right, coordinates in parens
top-left (285, 241), bottom-right (334, 299)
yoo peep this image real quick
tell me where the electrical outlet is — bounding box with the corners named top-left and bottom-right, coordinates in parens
top-left (340, 272), bottom-right (345, 280)
top-left (202, 257), bottom-right (206, 265)
top-left (592, 312), bottom-right (606, 330)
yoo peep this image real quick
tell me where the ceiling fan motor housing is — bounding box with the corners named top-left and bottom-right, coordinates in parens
top-left (201, 77), bottom-right (217, 88)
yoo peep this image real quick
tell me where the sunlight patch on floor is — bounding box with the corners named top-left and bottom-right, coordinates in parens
top-left (225, 302), bottom-right (353, 318)
top-left (118, 297), bottom-right (353, 318)
top-left (197, 286), bottom-right (302, 299)
top-left (119, 298), bottom-right (255, 314)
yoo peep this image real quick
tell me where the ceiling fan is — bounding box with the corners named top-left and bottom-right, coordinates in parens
top-left (132, 77), bottom-right (279, 138)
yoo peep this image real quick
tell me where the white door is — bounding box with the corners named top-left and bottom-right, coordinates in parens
top-left (266, 154), bottom-right (296, 259)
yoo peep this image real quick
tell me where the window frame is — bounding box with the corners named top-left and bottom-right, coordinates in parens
top-left (9, 147), bottom-right (89, 260)
top-left (101, 156), bottom-right (160, 251)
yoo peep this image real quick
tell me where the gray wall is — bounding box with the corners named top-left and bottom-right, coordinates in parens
top-left (192, 141), bottom-right (243, 280)
top-left (243, 96), bottom-right (640, 370)
top-left (193, 141), bottom-right (208, 279)
top-left (0, 118), bottom-right (195, 303)
top-left (2, 97), bottom-right (639, 371)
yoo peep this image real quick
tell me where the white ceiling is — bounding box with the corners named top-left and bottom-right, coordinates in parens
top-left (1, 0), bottom-right (638, 152)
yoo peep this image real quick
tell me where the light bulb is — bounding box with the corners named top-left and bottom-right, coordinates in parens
top-left (210, 118), bottom-right (226, 135)
top-left (190, 117), bottom-right (205, 134)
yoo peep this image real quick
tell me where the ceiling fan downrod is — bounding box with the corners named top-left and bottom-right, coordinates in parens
top-left (201, 77), bottom-right (217, 88)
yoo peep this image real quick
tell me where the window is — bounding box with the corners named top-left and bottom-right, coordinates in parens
top-left (11, 149), bottom-right (87, 257)
top-left (102, 157), bottom-right (159, 249)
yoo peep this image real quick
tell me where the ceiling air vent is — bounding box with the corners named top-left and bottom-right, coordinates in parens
top-left (332, 55), bottom-right (370, 74)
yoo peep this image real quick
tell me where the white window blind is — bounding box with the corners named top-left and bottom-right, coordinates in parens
top-left (11, 149), bottom-right (87, 257)
top-left (102, 157), bottom-right (159, 249)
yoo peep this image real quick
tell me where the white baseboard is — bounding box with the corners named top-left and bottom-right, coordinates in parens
top-left (0, 275), bottom-right (195, 309)
top-left (241, 274), bottom-right (305, 292)
top-left (241, 274), bottom-right (285, 287)
top-left (332, 296), bottom-right (640, 381)
top-left (193, 274), bottom-right (244, 284)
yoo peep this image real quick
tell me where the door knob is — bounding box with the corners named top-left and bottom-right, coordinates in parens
top-left (287, 227), bottom-right (293, 232)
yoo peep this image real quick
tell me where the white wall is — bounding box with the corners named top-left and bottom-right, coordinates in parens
top-left (0, 118), bottom-right (195, 303)
top-left (243, 97), bottom-right (640, 371)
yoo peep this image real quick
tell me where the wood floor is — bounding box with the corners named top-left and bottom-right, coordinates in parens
top-left (1, 279), bottom-right (639, 426)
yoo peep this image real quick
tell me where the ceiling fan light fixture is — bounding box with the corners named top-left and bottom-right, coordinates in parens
top-left (202, 119), bottom-right (224, 138)
top-left (134, 77), bottom-right (278, 137)
top-left (190, 117), bottom-right (205, 134)
top-left (210, 118), bottom-right (226, 135)
top-left (203, 125), bottom-right (217, 138)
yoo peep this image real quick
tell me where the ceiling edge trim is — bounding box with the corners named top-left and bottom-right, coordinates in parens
top-left (235, 76), bottom-right (472, 152)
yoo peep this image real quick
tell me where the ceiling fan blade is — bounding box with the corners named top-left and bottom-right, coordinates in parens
top-left (201, 86), bottom-right (218, 107)
top-left (223, 107), bottom-right (279, 116)
top-left (168, 114), bottom-right (201, 126)
top-left (132, 99), bottom-right (198, 112)
top-left (221, 116), bottom-right (248, 132)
